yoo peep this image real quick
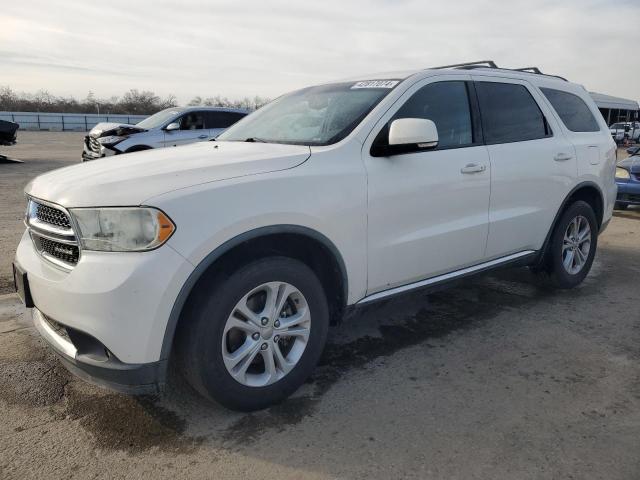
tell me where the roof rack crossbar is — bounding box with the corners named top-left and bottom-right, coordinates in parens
top-left (431, 60), bottom-right (498, 70)
top-left (427, 60), bottom-right (568, 82)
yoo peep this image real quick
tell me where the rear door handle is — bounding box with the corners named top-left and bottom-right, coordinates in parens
top-left (554, 153), bottom-right (573, 162)
top-left (460, 163), bottom-right (486, 174)
top-left (198, 134), bottom-right (208, 139)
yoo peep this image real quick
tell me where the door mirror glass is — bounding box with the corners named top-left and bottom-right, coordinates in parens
top-left (165, 122), bottom-right (180, 131)
top-left (388, 118), bottom-right (438, 148)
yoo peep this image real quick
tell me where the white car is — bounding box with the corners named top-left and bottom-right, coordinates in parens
top-left (609, 121), bottom-right (640, 143)
top-left (14, 62), bottom-right (616, 411)
top-left (81, 106), bottom-right (247, 161)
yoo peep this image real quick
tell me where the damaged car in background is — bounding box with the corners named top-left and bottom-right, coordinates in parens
top-left (82, 106), bottom-right (247, 161)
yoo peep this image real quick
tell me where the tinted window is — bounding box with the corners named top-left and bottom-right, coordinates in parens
top-left (475, 82), bottom-right (550, 144)
top-left (180, 112), bottom-right (205, 130)
top-left (541, 88), bottom-right (600, 132)
top-left (393, 81), bottom-right (473, 148)
top-left (206, 111), bottom-right (246, 129)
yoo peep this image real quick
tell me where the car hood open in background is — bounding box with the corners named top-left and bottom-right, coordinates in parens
top-left (88, 122), bottom-right (146, 138)
top-left (26, 141), bottom-right (311, 207)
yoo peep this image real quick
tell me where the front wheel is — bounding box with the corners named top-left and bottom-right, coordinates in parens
top-left (177, 257), bottom-right (329, 411)
top-left (546, 200), bottom-right (598, 289)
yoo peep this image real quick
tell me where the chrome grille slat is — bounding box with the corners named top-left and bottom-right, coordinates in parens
top-left (26, 198), bottom-right (80, 270)
top-left (35, 203), bottom-right (71, 228)
top-left (89, 137), bottom-right (101, 154)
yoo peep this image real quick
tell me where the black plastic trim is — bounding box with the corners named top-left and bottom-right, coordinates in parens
top-left (532, 181), bottom-right (606, 268)
top-left (56, 351), bottom-right (165, 395)
top-left (158, 225), bottom-right (349, 371)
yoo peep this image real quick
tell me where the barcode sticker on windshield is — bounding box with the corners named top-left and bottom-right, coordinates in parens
top-left (351, 80), bottom-right (399, 89)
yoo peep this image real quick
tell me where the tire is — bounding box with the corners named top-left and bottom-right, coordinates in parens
top-left (176, 256), bottom-right (329, 411)
top-left (546, 200), bottom-right (598, 289)
top-left (614, 202), bottom-right (628, 210)
top-left (124, 145), bottom-right (152, 153)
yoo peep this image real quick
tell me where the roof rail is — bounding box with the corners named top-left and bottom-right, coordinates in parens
top-left (431, 60), bottom-right (498, 69)
top-left (428, 60), bottom-right (568, 82)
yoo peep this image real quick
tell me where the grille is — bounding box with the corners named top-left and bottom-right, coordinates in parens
top-left (36, 235), bottom-right (79, 265)
top-left (89, 136), bottom-right (101, 154)
top-left (35, 203), bottom-right (71, 229)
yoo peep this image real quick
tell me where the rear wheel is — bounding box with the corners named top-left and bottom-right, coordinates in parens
top-left (545, 201), bottom-right (598, 289)
top-left (177, 256), bottom-right (329, 411)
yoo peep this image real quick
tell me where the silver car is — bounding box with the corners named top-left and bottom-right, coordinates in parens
top-left (81, 106), bottom-right (248, 161)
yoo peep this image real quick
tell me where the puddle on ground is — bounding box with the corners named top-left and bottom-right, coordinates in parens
top-left (63, 387), bottom-right (201, 454)
top-left (221, 268), bottom-right (574, 444)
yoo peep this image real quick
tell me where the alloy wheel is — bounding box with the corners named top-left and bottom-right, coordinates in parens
top-left (221, 281), bottom-right (311, 387)
top-left (562, 215), bottom-right (591, 275)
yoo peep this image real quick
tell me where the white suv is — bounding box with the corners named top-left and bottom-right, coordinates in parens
top-left (14, 62), bottom-right (617, 411)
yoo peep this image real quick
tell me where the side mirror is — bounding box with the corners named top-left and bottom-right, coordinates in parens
top-left (389, 118), bottom-right (438, 148)
top-left (165, 122), bottom-right (180, 131)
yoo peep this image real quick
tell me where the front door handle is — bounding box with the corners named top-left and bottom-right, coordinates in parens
top-left (461, 163), bottom-right (486, 174)
top-left (554, 153), bottom-right (573, 162)
top-left (198, 134), bottom-right (208, 139)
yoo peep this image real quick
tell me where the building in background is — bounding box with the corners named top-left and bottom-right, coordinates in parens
top-left (590, 92), bottom-right (639, 126)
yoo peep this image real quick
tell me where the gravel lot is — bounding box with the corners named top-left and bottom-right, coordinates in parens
top-left (1, 132), bottom-right (639, 479)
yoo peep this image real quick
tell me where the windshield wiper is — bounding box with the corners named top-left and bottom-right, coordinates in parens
top-left (244, 137), bottom-right (268, 143)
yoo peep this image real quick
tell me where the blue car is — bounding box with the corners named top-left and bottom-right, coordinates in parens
top-left (615, 155), bottom-right (640, 209)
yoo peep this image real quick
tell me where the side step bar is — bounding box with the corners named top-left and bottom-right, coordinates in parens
top-left (357, 251), bottom-right (536, 305)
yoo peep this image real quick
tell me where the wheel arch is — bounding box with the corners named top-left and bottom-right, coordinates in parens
top-left (159, 225), bottom-right (348, 363)
top-left (536, 181), bottom-right (605, 266)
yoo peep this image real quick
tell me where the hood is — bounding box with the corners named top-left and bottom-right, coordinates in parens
top-left (89, 122), bottom-right (145, 138)
top-left (26, 141), bottom-right (311, 207)
top-left (618, 155), bottom-right (640, 174)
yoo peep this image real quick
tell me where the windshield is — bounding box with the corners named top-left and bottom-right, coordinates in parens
top-left (611, 123), bottom-right (626, 129)
top-left (136, 108), bottom-right (184, 129)
top-left (217, 81), bottom-right (400, 146)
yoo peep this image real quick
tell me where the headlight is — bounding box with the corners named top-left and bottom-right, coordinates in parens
top-left (615, 167), bottom-right (630, 180)
top-left (70, 207), bottom-right (175, 251)
top-left (98, 135), bottom-right (126, 146)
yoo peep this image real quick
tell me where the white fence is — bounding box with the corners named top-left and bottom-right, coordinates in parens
top-left (0, 111), bottom-right (149, 132)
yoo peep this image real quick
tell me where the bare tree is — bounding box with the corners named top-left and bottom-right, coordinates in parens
top-left (0, 86), bottom-right (267, 114)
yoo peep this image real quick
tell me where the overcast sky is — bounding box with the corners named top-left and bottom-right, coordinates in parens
top-left (1, 0), bottom-right (639, 104)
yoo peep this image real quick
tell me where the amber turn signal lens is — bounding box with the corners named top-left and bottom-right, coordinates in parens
top-left (156, 210), bottom-right (176, 244)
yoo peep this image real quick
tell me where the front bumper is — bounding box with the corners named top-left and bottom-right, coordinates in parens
top-left (81, 139), bottom-right (119, 162)
top-left (15, 229), bottom-right (194, 387)
top-left (616, 180), bottom-right (640, 205)
top-left (33, 308), bottom-right (165, 394)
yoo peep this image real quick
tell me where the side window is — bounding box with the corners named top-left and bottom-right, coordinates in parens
top-left (392, 81), bottom-right (473, 148)
top-left (180, 112), bottom-right (205, 130)
top-left (206, 111), bottom-right (246, 129)
top-left (475, 82), bottom-right (551, 144)
top-left (540, 88), bottom-right (600, 132)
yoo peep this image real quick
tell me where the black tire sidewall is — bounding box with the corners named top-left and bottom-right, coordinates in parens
top-left (181, 256), bottom-right (329, 411)
top-left (549, 201), bottom-right (598, 288)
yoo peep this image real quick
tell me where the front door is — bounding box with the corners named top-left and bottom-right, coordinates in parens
top-left (164, 111), bottom-right (210, 147)
top-left (363, 77), bottom-right (491, 295)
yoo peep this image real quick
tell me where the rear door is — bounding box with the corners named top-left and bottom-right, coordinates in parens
top-left (472, 76), bottom-right (577, 258)
top-left (205, 111), bottom-right (246, 138)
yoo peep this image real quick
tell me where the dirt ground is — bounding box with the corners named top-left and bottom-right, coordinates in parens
top-left (1, 132), bottom-right (639, 479)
